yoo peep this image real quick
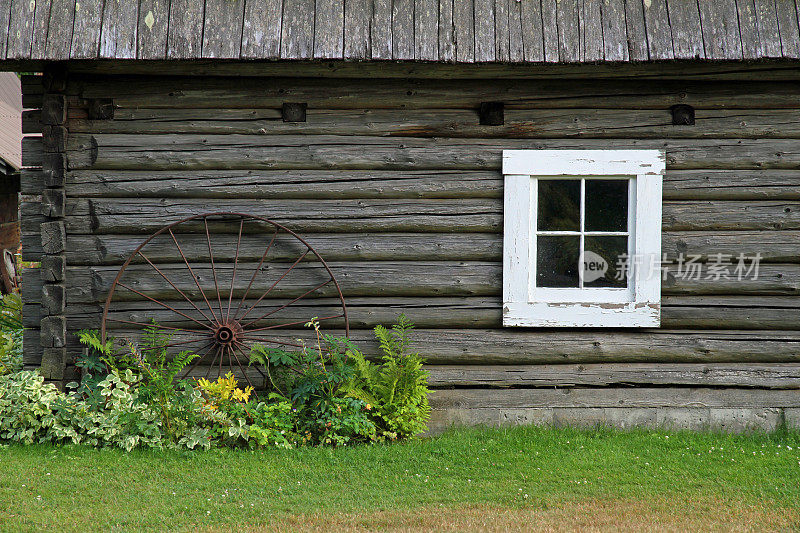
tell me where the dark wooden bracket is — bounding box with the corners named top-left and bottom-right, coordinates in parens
top-left (282, 102), bottom-right (307, 122)
top-left (671, 104), bottom-right (695, 125)
top-left (88, 98), bottom-right (115, 120)
top-left (479, 102), bottom-right (504, 125)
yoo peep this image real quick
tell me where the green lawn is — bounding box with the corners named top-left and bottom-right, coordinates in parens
top-left (1, 425), bottom-right (799, 531)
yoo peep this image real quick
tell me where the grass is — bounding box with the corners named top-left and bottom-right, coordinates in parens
top-left (1, 425), bottom-right (799, 531)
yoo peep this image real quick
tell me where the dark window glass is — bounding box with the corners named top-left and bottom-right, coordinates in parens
top-left (538, 180), bottom-right (580, 231)
top-left (585, 180), bottom-right (628, 232)
top-left (537, 236), bottom-right (580, 287)
top-left (583, 236), bottom-right (629, 288)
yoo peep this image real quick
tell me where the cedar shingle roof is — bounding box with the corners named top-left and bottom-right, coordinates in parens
top-left (1, 0), bottom-right (799, 63)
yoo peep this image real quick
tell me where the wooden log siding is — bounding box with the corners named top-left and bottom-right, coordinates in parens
top-left (19, 73), bottom-right (800, 416)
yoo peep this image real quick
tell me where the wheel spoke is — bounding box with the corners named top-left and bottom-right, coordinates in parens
top-left (168, 229), bottom-right (220, 323)
top-left (232, 228), bottom-right (279, 321)
top-left (226, 217), bottom-right (245, 322)
top-left (136, 251), bottom-right (214, 324)
top-left (204, 217), bottom-right (225, 322)
top-left (245, 313), bottom-right (344, 334)
top-left (104, 317), bottom-right (209, 334)
top-left (179, 341), bottom-right (216, 380)
top-left (205, 346), bottom-right (223, 379)
top-left (115, 283), bottom-right (215, 331)
top-left (228, 344), bottom-right (254, 389)
top-left (241, 278), bottom-right (332, 329)
top-left (238, 248), bottom-right (310, 323)
top-left (233, 340), bottom-right (267, 379)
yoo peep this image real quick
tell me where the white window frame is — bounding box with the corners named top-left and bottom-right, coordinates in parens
top-left (502, 150), bottom-right (665, 328)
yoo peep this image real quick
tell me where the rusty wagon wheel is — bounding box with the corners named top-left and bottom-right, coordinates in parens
top-left (101, 212), bottom-right (349, 388)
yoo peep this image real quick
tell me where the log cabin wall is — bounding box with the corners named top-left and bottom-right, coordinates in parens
top-left (18, 67), bottom-right (800, 431)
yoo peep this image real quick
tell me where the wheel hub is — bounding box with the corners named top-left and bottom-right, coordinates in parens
top-left (214, 323), bottom-right (240, 346)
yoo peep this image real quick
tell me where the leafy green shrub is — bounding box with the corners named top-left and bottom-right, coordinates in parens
top-left (344, 314), bottom-right (431, 439)
top-left (250, 315), bottom-right (430, 443)
top-left (0, 294), bottom-right (23, 376)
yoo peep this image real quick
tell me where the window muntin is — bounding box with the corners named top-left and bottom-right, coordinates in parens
top-left (531, 176), bottom-right (635, 303)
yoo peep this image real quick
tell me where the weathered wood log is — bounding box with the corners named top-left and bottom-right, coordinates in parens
top-left (52, 169), bottom-right (800, 201)
top-left (21, 198), bottom-right (800, 235)
top-left (20, 261), bottom-right (800, 305)
top-left (65, 107), bottom-right (800, 138)
top-left (40, 254), bottom-right (65, 282)
top-left (425, 363), bottom-right (800, 388)
top-left (64, 134), bottom-right (800, 171)
top-left (428, 387), bottom-right (800, 408)
top-left (21, 136), bottom-right (42, 167)
top-left (19, 231), bottom-right (800, 265)
top-left (48, 327), bottom-right (800, 365)
top-left (23, 295), bottom-right (800, 330)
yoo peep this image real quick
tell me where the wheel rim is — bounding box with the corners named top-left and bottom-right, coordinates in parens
top-left (100, 212), bottom-right (349, 388)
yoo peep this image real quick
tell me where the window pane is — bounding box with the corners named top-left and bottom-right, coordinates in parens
top-left (585, 179), bottom-right (628, 232)
top-left (538, 180), bottom-right (580, 231)
top-left (583, 236), bottom-right (628, 288)
top-left (537, 236), bottom-right (580, 287)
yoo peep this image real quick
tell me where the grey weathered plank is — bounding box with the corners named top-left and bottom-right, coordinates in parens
top-left (60, 169), bottom-right (503, 199)
top-left (71, 76), bottom-right (800, 109)
top-left (624, 0), bottom-right (649, 60)
top-left (167, 0), bottom-right (204, 58)
top-left (40, 196), bottom-right (800, 233)
top-left (580, 0), bottom-right (603, 61)
top-left (438, 0), bottom-right (455, 61)
top-left (736, 0), bottom-right (762, 59)
top-left (698, 0), bottom-right (743, 59)
top-left (415, 0), bottom-right (439, 60)
top-left (643, 0), bottom-right (674, 60)
top-left (0, 0), bottom-right (10, 59)
top-left (667, 0), bottom-right (704, 59)
top-left (370, 0), bottom-right (392, 59)
top-left (540, 0), bottom-right (558, 61)
top-left (99, 0), bottom-right (139, 58)
top-left (280, 0), bottom-right (314, 58)
top-left (753, 0), bottom-right (782, 57)
top-left (427, 363), bottom-right (800, 388)
top-left (494, 0), bottom-right (510, 61)
top-left (29, 0), bottom-right (52, 59)
top-left (6, 0), bottom-right (36, 59)
top-left (600, 0), bottom-right (628, 61)
top-left (473, 0), bottom-right (495, 61)
top-left (71, 0), bottom-right (104, 58)
top-left (313, 0), bottom-right (344, 58)
top-left (25, 295), bottom-right (800, 330)
top-left (74, 327), bottom-right (800, 365)
top-left (44, 0), bottom-right (75, 60)
top-left (506, 0), bottom-right (523, 61)
top-left (66, 107), bottom-right (800, 139)
top-left (519, 0), bottom-right (543, 61)
top-left (392, 0), bottom-right (414, 59)
top-left (137, 0), bottom-right (170, 59)
top-left (64, 134), bottom-right (800, 171)
top-left (776, 0), bottom-right (800, 58)
top-left (202, 0), bottom-right (245, 58)
top-left (555, 0), bottom-right (580, 62)
top-left (344, 0), bottom-right (371, 59)
top-left (241, 0), bottom-right (282, 58)
top-left (49, 168), bottom-right (800, 201)
top-left (36, 230), bottom-right (800, 266)
top-left (444, 0), bottom-right (469, 61)
top-left (430, 387), bottom-right (800, 408)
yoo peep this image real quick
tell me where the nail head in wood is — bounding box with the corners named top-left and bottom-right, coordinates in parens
top-left (282, 103), bottom-right (307, 122)
top-left (479, 102), bottom-right (505, 126)
top-left (671, 104), bottom-right (695, 125)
